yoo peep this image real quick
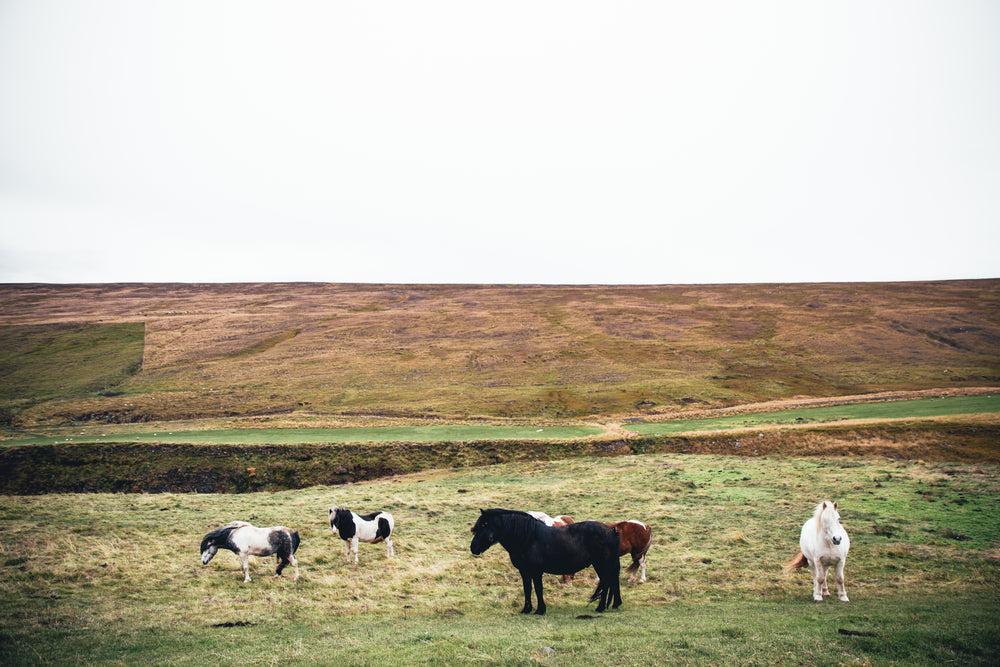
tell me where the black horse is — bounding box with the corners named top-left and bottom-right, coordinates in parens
top-left (470, 508), bottom-right (622, 615)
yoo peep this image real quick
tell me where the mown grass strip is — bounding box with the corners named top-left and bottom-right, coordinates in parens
top-left (626, 394), bottom-right (1000, 435)
top-left (3, 424), bottom-right (603, 446)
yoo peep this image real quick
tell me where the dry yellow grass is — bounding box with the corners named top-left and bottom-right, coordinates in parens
top-left (2, 281), bottom-right (998, 425)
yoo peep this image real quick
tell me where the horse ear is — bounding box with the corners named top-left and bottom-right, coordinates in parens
top-left (833, 501), bottom-right (838, 511)
top-left (480, 509), bottom-right (485, 515)
top-left (821, 501), bottom-right (827, 510)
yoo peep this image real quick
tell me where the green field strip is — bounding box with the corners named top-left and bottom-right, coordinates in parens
top-left (624, 393), bottom-right (1000, 435)
top-left (4, 424), bottom-right (604, 446)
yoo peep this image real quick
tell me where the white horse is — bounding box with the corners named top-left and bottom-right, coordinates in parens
top-left (200, 521), bottom-right (300, 583)
top-left (784, 501), bottom-right (850, 602)
top-left (329, 507), bottom-right (395, 563)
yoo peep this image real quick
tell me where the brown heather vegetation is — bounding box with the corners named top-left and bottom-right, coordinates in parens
top-left (0, 280), bottom-right (998, 427)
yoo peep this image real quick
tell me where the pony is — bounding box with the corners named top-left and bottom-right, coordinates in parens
top-left (200, 521), bottom-right (300, 583)
top-left (470, 508), bottom-right (622, 615)
top-left (527, 511), bottom-right (574, 527)
top-left (554, 518), bottom-right (652, 584)
top-left (329, 507), bottom-right (395, 563)
top-left (610, 520), bottom-right (652, 584)
top-left (528, 511), bottom-right (576, 582)
top-left (784, 501), bottom-right (850, 602)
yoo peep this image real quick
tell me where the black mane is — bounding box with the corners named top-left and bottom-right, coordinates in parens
top-left (201, 524), bottom-right (239, 552)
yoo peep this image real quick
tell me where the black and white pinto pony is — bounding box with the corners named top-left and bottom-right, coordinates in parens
top-left (200, 521), bottom-right (300, 583)
top-left (329, 507), bottom-right (395, 563)
top-left (784, 501), bottom-right (850, 602)
top-left (470, 508), bottom-right (623, 615)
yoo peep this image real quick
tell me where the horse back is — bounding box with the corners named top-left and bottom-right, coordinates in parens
top-left (530, 521), bottom-right (619, 575)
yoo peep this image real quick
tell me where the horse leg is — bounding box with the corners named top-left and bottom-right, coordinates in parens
top-left (519, 571), bottom-right (533, 614)
top-left (812, 563), bottom-right (829, 602)
top-left (239, 551), bottom-right (251, 583)
top-left (638, 552), bottom-right (647, 584)
top-left (626, 555), bottom-right (643, 583)
top-left (532, 573), bottom-right (546, 615)
top-left (343, 539), bottom-right (352, 563)
top-left (385, 537), bottom-right (394, 558)
top-left (352, 537), bottom-right (359, 564)
top-left (834, 559), bottom-right (849, 602)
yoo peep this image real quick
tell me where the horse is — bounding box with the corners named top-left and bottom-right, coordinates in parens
top-left (536, 514), bottom-right (650, 584)
top-left (610, 520), bottom-right (652, 584)
top-left (784, 501), bottom-right (850, 602)
top-left (527, 511), bottom-right (574, 527)
top-left (470, 508), bottom-right (622, 615)
top-left (528, 511), bottom-right (576, 582)
top-left (329, 507), bottom-right (395, 563)
top-left (200, 521), bottom-right (300, 583)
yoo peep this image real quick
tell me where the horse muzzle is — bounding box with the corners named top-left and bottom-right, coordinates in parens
top-left (831, 536), bottom-right (842, 546)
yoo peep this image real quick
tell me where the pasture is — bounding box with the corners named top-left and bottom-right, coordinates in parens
top-left (1, 453), bottom-right (997, 665)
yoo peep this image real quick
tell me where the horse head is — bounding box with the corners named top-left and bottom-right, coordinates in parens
top-left (200, 530), bottom-right (224, 564)
top-left (818, 501), bottom-right (847, 546)
top-left (470, 509), bottom-right (502, 555)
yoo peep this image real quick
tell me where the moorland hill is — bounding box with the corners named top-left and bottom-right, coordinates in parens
top-left (1, 280), bottom-right (998, 427)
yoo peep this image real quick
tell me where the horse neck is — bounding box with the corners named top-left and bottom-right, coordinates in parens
top-left (497, 514), bottom-right (537, 549)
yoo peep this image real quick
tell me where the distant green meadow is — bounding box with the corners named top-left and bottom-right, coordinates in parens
top-left (625, 393), bottom-right (1000, 435)
top-left (5, 394), bottom-right (997, 447)
top-left (3, 424), bottom-right (604, 447)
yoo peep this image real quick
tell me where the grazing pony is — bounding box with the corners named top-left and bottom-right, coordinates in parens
top-left (200, 521), bottom-right (300, 583)
top-left (610, 520), bottom-right (652, 584)
top-left (470, 508), bottom-right (622, 615)
top-left (527, 511), bottom-right (574, 527)
top-left (784, 501), bottom-right (850, 602)
top-left (329, 507), bottom-right (395, 563)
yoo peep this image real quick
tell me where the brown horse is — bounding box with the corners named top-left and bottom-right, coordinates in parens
top-left (611, 520), bottom-right (652, 583)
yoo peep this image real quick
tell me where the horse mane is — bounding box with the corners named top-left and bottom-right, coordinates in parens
top-left (814, 501), bottom-right (840, 540)
top-left (202, 523), bottom-right (243, 549)
top-left (479, 509), bottom-right (539, 542)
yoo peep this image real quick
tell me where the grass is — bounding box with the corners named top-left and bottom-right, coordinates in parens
top-left (5, 392), bottom-right (999, 448)
top-left (0, 322), bottom-right (144, 402)
top-left (1, 453), bottom-right (998, 665)
top-left (1, 424), bottom-right (604, 446)
top-left (626, 393), bottom-right (1000, 435)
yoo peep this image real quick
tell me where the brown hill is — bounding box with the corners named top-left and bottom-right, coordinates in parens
top-left (1, 281), bottom-right (998, 426)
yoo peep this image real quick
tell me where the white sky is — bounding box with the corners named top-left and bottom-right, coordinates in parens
top-left (1, 1), bottom-right (998, 285)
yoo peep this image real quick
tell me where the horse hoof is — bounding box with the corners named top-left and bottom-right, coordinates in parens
top-left (840, 596), bottom-right (850, 602)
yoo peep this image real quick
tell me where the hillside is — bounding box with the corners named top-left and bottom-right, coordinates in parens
top-left (1, 281), bottom-right (998, 427)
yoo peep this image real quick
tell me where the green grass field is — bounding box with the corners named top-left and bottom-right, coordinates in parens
top-left (1, 424), bottom-right (603, 446)
top-left (626, 393), bottom-right (1000, 435)
top-left (4, 393), bottom-right (997, 447)
top-left (1, 453), bottom-right (997, 665)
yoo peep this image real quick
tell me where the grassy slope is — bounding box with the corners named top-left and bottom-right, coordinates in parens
top-left (1, 281), bottom-right (998, 425)
top-left (1, 454), bottom-right (997, 665)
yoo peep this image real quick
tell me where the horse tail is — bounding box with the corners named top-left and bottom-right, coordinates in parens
top-left (291, 530), bottom-right (301, 555)
top-left (589, 580), bottom-right (607, 603)
top-left (783, 551), bottom-right (808, 573)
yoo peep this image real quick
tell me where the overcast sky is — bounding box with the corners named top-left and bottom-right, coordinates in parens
top-left (1, 1), bottom-right (998, 285)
